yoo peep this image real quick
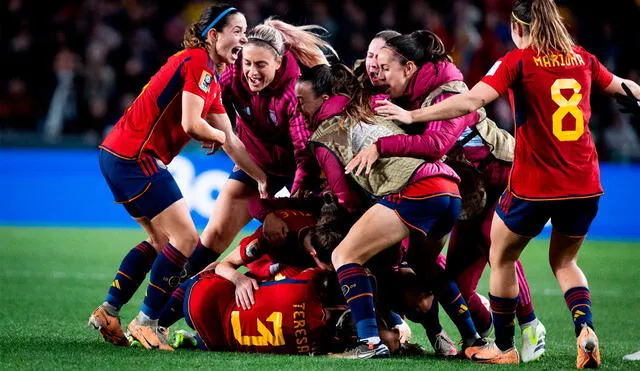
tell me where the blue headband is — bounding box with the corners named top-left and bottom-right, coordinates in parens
top-left (200, 7), bottom-right (237, 37)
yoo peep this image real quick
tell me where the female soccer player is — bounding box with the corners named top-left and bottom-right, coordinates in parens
top-left (89, 5), bottom-right (268, 351)
top-left (376, 0), bottom-right (640, 366)
top-left (297, 63), bottom-right (466, 359)
top-left (358, 30), bottom-right (545, 362)
top-left (193, 18), bottom-right (335, 277)
top-left (354, 30), bottom-right (401, 90)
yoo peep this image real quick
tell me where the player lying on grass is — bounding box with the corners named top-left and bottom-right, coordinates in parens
top-left (146, 193), bottom-right (423, 355)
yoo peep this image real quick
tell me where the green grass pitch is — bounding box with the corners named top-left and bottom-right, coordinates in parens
top-left (1, 226), bottom-right (639, 369)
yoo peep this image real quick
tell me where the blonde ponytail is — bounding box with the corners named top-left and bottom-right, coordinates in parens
top-left (247, 17), bottom-right (337, 68)
top-left (530, 0), bottom-right (574, 55)
top-left (513, 0), bottom-right (574, 56)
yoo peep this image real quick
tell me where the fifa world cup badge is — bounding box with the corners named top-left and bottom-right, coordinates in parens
top-left (199, 71), bottom-right (213, 93)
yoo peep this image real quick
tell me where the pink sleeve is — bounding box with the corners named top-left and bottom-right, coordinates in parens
top-left (218, 62), bottom-right (234, 93)
top-left (247, 198), bottom-right (270, 222)
top-left (376, 92), bottom-right (477, 160)
top-left (314, 146), bottom-right (363, 213)
top-left (480, 50), bottom-right (521, 96)
top-left (284, 84), bottom-right (316, 194)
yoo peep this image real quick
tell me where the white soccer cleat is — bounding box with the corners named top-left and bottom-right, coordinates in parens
top-left (623, 350), bottom-right (640, 361)
top-left (431, 330), bottom-right (458, 358)
top-left (520, 319), bottom-right (546, 362)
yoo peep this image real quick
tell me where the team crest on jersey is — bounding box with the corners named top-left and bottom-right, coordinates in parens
top-left (268, 110), bottom-right (279, 126)
top-left (199, 71), bottom-right (213, 93)
top-left (244, 106), bottom-right (251, 116)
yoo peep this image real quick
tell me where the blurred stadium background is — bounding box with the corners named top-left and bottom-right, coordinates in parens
top-left (1, 0), bottom-right (639, 369)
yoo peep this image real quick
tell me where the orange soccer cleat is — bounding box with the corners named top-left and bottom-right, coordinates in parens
top-left (576, 325), bottom-right (601, 369)
top-left (127, 318), bottom-right (174, 351)
top-left (466, 342), bottom-right (520, 364)
top-left (88, 305), bottom-right (130, 347)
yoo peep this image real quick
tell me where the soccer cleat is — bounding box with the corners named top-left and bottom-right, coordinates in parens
top-left (461, 337), bottom-right (488, 359)
top-left (623, 350), bottom-right (640, 361)
top-left (467, 342), bottom-right (520, 364)
top-left (521, 320), bottom-right (546, 362)
top-left (88, 305), bottom-right (130, 347)
top-left (329, 341), bottom-right (390, 359)
top-left (126, 318), bottom-right (174, 351)
top-left (430, 330), bottom-right (458, 358)
top-left (576, 325), bottom-right (600, 369)
top-left (171, 329), bottom-right (199, 349)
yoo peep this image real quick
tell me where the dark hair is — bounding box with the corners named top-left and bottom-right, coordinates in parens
top-left (308, 192), bottom-right (354, 264)
top-left (183, 4), bottom-right (241, 49)
top-left (384, 30), bottom-right (452, 68)
top-left (299, 63), bottom-right (374, 128)
top-left (512, 0), bottom-right (574, 55)
top-left (374, 30), bottom-right (401, 42)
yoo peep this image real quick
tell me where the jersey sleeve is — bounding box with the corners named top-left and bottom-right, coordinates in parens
top-left (587, 52), bottom-right (614, 90)
top-left (481, 50), bottom-right (522, 96)
top-left (182, 50), bottom-right (214, 100)
top-left (207, 82), bottom-right (226, 114)
top-left (238, 227), bottom-right (265, 265)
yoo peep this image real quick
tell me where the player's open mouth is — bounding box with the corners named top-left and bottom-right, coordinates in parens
top-left (231, 46), bottom-right (242, 58)
top-left (248, 76), bottom-right (262, 86)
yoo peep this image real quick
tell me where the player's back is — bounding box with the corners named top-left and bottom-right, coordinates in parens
top-left (223, 268), bottom-right (326, 355)
top-left (495, 46), bottom-right (612, 199)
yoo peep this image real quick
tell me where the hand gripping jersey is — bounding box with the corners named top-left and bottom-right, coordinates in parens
top-left (101, 48), bottom-right (225, 164)
top-left (481, 46), bottom-right (613, 200)
top-left (187, 268), bottom-right (326, 354)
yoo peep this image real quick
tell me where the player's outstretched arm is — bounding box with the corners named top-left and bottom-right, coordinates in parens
top-left (214, 246), bottom-right (260, 310)
top-left (374, 81), bottom-right (499, 124)
top-left (206, 112), bottom-right (269, 198)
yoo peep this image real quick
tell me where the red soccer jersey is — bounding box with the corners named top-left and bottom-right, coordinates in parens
top-left (188, 269), bottom-right (326, 355)
top-left (481, 46), bottom-right (613, 200)
top-left (100, 48), bottom-right (226, 164)
top-left (240, 209), bottom-right (317, 279)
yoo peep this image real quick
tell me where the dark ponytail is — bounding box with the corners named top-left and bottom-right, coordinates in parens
top-left (299, 64), bottom-right (374, 127)
top-left (384, 30), bottom-right (452, 68)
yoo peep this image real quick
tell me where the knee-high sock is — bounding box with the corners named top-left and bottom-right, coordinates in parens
top-left (490, 294), bottom-right (519, 351)
top-left (105, 241), bottom-right (157, 310)
top-left (141, 243), bottom-right (188, 319)
top-left (337, 263), bottom-right (378, 342)
top-left (564, 286), bottom-right (593, 336)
